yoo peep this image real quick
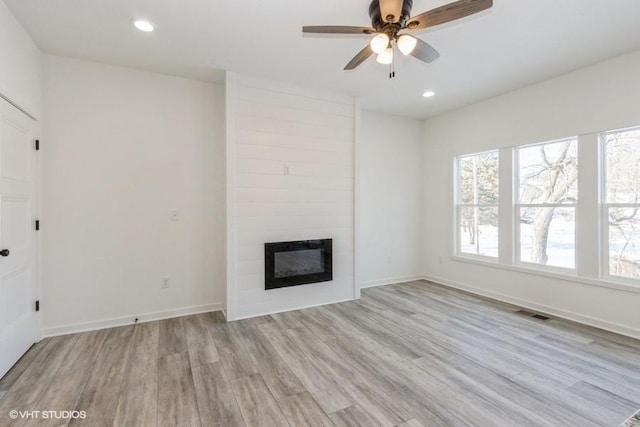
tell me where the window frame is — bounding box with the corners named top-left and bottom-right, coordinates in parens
top-left (514, 138), bottom-right (579, 273)
top-left (454, 150), bottom-right (500, 261)
top-left (600, 126), bottom-right (640, 284)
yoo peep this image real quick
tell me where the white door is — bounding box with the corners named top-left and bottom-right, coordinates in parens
top-left (0, 97), bottom-right (38, 378)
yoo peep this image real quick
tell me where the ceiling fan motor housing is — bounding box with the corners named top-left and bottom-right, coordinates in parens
top-left (369, 0), bottom-right (413, 30)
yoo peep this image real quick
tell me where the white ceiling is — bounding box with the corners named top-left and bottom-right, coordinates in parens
top-left (5, 0), bottom-right (640, 118)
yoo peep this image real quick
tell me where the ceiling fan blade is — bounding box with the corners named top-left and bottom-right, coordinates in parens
top-left (406, 0), bottom-right (492, 31)
top-left (379, 0), bottom-right (404, 23)
top-left (344, 45), bottom-right (374, 70)
top-left (303, 26), bottom-right (375, 35)
top-left (410, 38), bottom-right (441, 63)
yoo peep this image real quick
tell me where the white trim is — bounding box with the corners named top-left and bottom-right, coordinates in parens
top-left (34, 125), bottom-right (43, 342)
top-left (451, 255), bottom-right (640, 294)
top-left (231, 298), bottom-right (355, 322)
top-left (353, 98), bottom-right (361, 300)
top-left (498, 146), bottom-right (514, 265)
top-left (225, 71), bottom-right (238, 321)
top-left (423, 274), bottom-right (640, 340)
top-left (42, 303), bottom-right (224, 338)
top-left (0, 91), bottom-right (38, 121)
top-left (360, 275), bottom-right (426, 289)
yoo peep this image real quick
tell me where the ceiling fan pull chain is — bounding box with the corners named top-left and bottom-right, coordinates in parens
top-left (390, 43), bottom-right (396, 79)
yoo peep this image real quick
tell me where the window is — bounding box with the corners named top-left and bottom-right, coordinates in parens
top-left (603, 127), bottom-right (640, 280)
top-left (456, 151), bottom-right (499, 258)
top-left (516, 139), bottom-right (578, 269)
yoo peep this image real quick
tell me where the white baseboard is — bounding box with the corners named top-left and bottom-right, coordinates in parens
top-left (423, 274), bottom-right (640, 340)
top-left (231, 297), bottom-right (355, 322)
top-left (360, 275), bottom-right (425, 289)
top-left (41, 303), bottom-right (223, 338)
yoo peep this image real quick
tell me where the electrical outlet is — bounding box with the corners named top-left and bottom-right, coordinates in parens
top-left (161, 277), bottom-right (169, 289)
top-left (387, 254), bottom-right (392, 264)
top-left (283, 164), bottom-right (290, 175)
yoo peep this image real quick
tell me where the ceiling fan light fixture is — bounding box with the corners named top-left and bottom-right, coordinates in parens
top-left (376, 47), bottom-right (393, 65)
top-left (397, 34), bottom-right (417, 55)
top-left (370, 33), bottom-right (390, 54)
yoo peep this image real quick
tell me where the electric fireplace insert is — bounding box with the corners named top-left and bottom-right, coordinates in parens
top-left (264, 239), bottom-right (333, 290)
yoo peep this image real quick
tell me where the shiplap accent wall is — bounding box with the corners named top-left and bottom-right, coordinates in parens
top-left (226, 72), bottom-right (356, 320)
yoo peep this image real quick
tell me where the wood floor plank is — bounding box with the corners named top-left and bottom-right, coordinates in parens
top-left (191, 362), bottom-right (245, 426)
top-left (23, 329), bottom-right (108, 427)
top-left (157, 353), bottom-right (200, 427)
top-left (183, 314), bottom-right (220, 367)
top-left (0, 340), bottom-right (48, 392)
top-left (113, 322), bottom-right (159, 427)
top-left (70, 326), bottom-right (135, 426)
top-left (286, 327), bottom-right (412, 426)
top-left (267, 311), bottom-right (304, 330)
top-left (158, 317), bottom-right (188, 358)
top-left (0, 334), bottom-right (79, 411)
top-left (239, 322), bottom-right (305, 400)
top-left (208, 322), bottom-right (259, 381)
top-left (413, 352), bottom-right (600, 427)
top-left (277, 391), bottom-right (333, 427)
top-left (568, 381), bottom-right (640, 418)
top-left (328, 404), bottom-right (383, 427)
top-left (397, 420), bottom-right (425, 427)
top-left (327, 336), bottom-right (507, 427)
top-left (230, 373), bottom-right (289, 427)
top-left (258, 321), bottom-right (354, 414)
top-left (511, 370), bottom-right (634, 426)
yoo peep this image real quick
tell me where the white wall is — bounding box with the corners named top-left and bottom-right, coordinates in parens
top-left (423, 50), bottom-right (640, 338)
top-left (226, 72), bottom-right (355, 320)
top-left (0, 1), bottom-right (41, 118)
top-left (42, 55), bottom-right (225, 335)
top-left (359, 111), bottom-right (423, 287)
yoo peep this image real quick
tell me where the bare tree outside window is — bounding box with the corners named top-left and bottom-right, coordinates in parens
top-left (457, 151), bottom-right (499, 257)
top-left (517, 139), bottom-right (578, 268)
top-left (604, 128), bottom-right (640, 280)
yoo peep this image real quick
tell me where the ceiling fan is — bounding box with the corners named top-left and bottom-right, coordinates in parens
top-left (302, 0), bottom-right (493, 77)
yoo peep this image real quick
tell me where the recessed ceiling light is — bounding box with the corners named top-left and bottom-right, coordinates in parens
top-left (133, 20), bottom-right (154, 32)
top-left (423, 90), bottom-right (435, 98)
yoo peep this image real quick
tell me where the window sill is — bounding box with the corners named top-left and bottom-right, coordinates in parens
top-left (451, 255), bottom-right (640, 295)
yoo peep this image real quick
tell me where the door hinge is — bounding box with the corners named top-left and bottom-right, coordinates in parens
top-left (35, 139), bottom-right (40, 151)
top-left (35, 300), bottom-right (40, 312)
top-left (35, 219), bottom-right (40, 231)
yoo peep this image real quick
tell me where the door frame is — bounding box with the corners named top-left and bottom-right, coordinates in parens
top-left (0, 92), bottom-right (42, 352)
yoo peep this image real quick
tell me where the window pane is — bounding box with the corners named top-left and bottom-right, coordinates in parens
top-left (459, 207), bottom-right (498, 257)
top-left (458, 156), bottom-right (474, 204)
top-left (605, 128), bottom-right (640, 204)
top-left (477, 152), bottom-right (499, 205)
top-left (458, 152), bottom-right (499, 205)
top-left (519, 207), bottom-right (575, 269)
top-left (608, 207), bottom-right (640, 280)
top-left (518, 140), bottom-right (578, 205)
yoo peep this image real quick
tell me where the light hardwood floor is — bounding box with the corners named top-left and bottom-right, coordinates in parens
top-left (1, 280), bottom-right (640, 426)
